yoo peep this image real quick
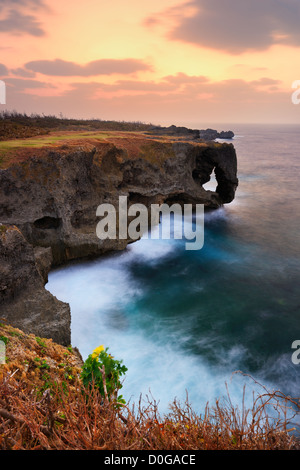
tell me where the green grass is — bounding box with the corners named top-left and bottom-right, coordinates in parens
top-left (0, 131), bottom-right (110, 150)
top-left (0, 131), bottom-right (115, 167)
top-left (0, 336), bottom-right (9, 345)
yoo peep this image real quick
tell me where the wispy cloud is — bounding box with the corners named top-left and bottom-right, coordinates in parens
top-left (11, 67), bottom-right (36, 78)
top-left (29, 73), bottom-right (284, 108)
top-left (3, 71), bottom-right (290, 124)
top-left (24, 58), bottom-right (152, 76)
top-left (5, 77), bottom-right (54, 91)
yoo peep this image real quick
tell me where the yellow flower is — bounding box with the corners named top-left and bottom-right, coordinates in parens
top-left (91, 345), bottom-right (104, 359)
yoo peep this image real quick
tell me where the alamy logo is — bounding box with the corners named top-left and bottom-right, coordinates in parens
top-left (0, 340), bottom-right (5, 365)
top-left (291, 340), bottom-right (300, 365)
top-left (292, 80), bottom-right (300, 105)
top-left (96, 196), bottom-right (204, 250)
top-left (0, 80), bottom-right (6, 105)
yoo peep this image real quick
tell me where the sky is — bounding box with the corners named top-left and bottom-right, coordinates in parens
top-left (1, 0), bottom-right (300, 126)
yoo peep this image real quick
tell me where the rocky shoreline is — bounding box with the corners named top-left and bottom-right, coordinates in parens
top-left (0, 126), bottom-right (238, 346)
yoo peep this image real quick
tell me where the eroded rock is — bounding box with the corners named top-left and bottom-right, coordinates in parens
top-left (0, 137), bottom-right (238, 344)
top-left (0, 225), bottom-right (70, 345)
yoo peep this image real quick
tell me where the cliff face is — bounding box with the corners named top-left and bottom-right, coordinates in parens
top-left (0, 226), bottom-right (71, 345)
top-left (0, 136), bottom-right (238, 345)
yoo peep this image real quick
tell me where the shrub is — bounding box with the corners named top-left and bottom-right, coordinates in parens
top-left (80, 345), bottom-right (128, 406)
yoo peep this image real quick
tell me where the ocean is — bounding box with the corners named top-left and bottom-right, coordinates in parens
top-left (46, 123), bottom-right (300, 418)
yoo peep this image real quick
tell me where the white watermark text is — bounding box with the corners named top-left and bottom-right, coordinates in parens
top-left (96, 197), bottom-right (204, 251)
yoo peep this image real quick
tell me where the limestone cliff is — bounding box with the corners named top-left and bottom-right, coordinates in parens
top-left (0, 225), bottom-right (70, 345)
top-left (0, 135), bottom-right (238, 345)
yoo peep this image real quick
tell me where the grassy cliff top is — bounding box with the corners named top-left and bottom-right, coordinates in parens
top-left (0, 112), bottom-right (154, 168)
top-left (0, 321), bottom-right (83, 388)
top-left (0, 111), bottom-right (154, 139)
top-left (0, 113), bottom-right (217, 169)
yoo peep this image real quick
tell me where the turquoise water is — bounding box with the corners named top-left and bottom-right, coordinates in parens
top-left (47, 124), bottom-right (300, 416)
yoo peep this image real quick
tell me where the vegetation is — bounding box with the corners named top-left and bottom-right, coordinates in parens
top-left (81, 345), bottom-right (127, 407)
top-left (0, 321), bottom-right (299, 450)
top-left (0, 111), bottom-right (155, 141)
top-left (0, 111), bottom-right (160, 169)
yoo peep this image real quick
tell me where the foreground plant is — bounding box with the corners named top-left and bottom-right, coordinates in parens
top-left (80, 345), bottom-right (128, 406)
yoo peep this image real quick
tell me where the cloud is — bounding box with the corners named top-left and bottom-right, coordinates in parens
top-left (0, 0), bottom-right (46, 7)
top-left (0, 0), bottom-right (48, 36)
top-left (3, 73), bottom-right (291, 124)
top-left (0, 64), bottom-right (8, 76)
top-left (11, 67), bottom-right (36, 78)
top-left (55, 74), bottom-right (284, 122)
top-left (63, 73), bottom-right (211, 96)
top-left (250, 77), bottom-right (281, 86)
top-left (4, 72), bottom-right (284, 105)
top-left (164, 72), bottom-right (209, 84)
top-left (100, 79), bottom-right (175, 93)
top-left (64, 73), bottom-right (282, 98)
top-left (5, 77), bottom-right (54, 92)
top-left (0, 10), bottom-right (45, 36)
top-left (24, 58), bottom-right (152, 77)
top-left (146, 0), bottom-right (300, 54)
top-left (97, 73), bottom-right (209, 94)
top-left (59, 82), bottom-right (104, 101)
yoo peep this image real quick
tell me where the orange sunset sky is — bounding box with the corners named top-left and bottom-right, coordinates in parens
top-left (1, 0), bottom-right (300, 126)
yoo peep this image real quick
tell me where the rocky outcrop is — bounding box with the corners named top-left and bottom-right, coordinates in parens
top-left (147, 125), bottom-right (234, 141)
top-left (217, 130), bottom-right (235, 140)
top-left (199, 129), bottom-right (234, 140)
top-left (0, 136), bottom-right (238, 344)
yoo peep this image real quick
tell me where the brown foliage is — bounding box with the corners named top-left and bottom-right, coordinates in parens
top-left (0, 322), bottom-right (299, 450)
top-left (0, 111), bottom-right (154, 141)
top-left (0, 370), bottom-right (299, 451)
